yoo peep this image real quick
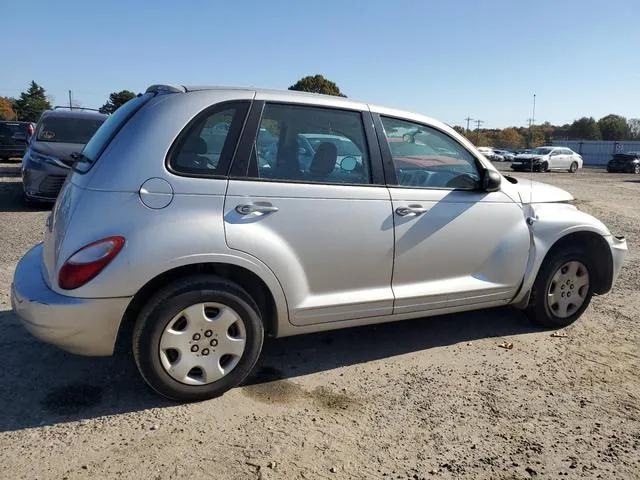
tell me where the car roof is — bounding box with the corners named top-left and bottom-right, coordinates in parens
top-left (146, 83), bottom-right (445, 127)
top-left (144, 84), bottom-right (483, 155)
top-left (40, 109), bottom-right (108, 120)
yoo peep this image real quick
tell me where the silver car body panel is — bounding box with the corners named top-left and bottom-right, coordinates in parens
top-left (224, 181), bottom-right (394, 325)
top-left (388, 187), bottom-right (530, 314)
top-left (12, 86), bottom-right (628, 356)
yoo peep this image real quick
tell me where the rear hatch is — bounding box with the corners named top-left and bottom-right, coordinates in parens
top-left (41, 93), bottom-right (157, 290)
top-left (32, 115), bottom-right (105, 167)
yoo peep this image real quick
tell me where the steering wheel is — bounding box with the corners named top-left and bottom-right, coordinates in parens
top-left (445, 172), bottom-right (479, 189)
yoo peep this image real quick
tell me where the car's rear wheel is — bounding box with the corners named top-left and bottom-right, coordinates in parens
top-left (525, 247), bottom-right (593, 328)
top-left (133, 275), bottom-right (264, 402)
top-left (569, 161), bottom-right (578, 173)
top-left (634, 164), bottom-right (640, 174)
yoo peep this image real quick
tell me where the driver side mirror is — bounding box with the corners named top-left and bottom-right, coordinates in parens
top-left (482, 169), bottom-right (502, 192)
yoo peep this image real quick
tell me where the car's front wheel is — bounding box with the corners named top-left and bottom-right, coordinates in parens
top-left (634, 164), bottom-right (640, 174)
top-left (569, 161), bottom-right (579, 173)
top-left (133, 275), bottom-right (264, 402)
top-left (525, 247), bottom-right (593, 328)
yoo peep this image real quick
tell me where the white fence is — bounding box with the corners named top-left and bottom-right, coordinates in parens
top-left (552, 140), bottom-right (640, 166)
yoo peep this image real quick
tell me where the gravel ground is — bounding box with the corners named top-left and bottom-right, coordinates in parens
top-left (0, 160), bottom-right (638, 480)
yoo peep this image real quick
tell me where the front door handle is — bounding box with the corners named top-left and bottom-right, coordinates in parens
top-left (235, 203), bottom-right (279, 215)
top-left (395, 204), bottom-right (427, 217)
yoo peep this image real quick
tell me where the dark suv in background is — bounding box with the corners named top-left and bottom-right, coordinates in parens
top-left (22, 107), bottom-right (106, 204)
top-left (606, 152), bottom-right (640, 174)
top-left (0, 121), bottom-right (35, 161)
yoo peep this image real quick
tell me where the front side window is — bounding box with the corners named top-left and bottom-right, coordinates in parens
top-left (380, 116), bottom-right (480, 190)
top-left (169, 102), bottom-right (248, 176)
top-left (252, 103), bottom-right (371, 185)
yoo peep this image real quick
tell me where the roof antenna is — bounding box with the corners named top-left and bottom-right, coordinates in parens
top-left (529, 93), bottom-right (536, 205)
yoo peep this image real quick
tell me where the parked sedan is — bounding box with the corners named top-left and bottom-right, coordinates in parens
top-left (11, 85), bottom-right (627, 402)
top-left (494, 149), bottom-right (515, 161)
top-left (511, 147), bottom-right (583, 173)
top-left (21, 108), bottom-right (106, 205)
top-left (477, 146), bottom-right (504, 162)
top-left (606, 152), bottom-right (640, 174)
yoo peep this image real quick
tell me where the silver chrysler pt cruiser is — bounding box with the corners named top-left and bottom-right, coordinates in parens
top-left (11, 85), bottom-right (628, 401)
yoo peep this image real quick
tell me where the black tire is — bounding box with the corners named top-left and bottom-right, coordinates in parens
top-left (133, 275), bottom-right (264, 402)
top-left (634, 164), bottom-right (640, 174)
top-left (569, 161), bottom-right (578, 173)
top-left (525, 247), bottom-right (593, 328)
top-left (541, 161), bottom-right (549, 172)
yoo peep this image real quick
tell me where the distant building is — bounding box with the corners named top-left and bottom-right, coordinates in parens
top-left (553, 140), bottom-right (640, 166)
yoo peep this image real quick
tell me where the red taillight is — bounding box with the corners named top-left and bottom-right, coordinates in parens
top-left (58, 236), bottom-right (125, 290)
top-left (27, 124), bottom-right (35, 136)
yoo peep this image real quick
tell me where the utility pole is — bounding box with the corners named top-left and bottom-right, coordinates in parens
top-left (529, 93), bottom-right (536, 147)
top-left (531, 93), bottom-right (536, 127)
top-left (474, 119), bottom-right (484, 144)
top-left (464, 116), bottom-right (473, 133)
top-left (68, 90), bottom-right (72, 110)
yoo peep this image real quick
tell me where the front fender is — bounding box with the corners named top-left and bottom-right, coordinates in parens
top-left (512, 203), bottom-right (612, 306)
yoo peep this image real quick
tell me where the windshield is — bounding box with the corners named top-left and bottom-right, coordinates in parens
top-left (304, 136), bottom-right (362, 156)
top-left (531, 147), bottom-right (553, 155)
top-left (36, 117), bottom-right (104, 144)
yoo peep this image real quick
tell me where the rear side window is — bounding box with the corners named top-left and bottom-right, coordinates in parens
top-left (250, 103), bottom-right (372, 185)
top-left (168, 102), bottom-right (249, 177)
top-left (76, 92), bottom-right (154, 173)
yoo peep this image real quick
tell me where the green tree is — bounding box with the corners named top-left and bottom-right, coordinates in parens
top-left (452, 125), bottom-right (466, 136)
top-left (288, 75), bottom-right (346, 97)
top-left (598, 114), bottom-right (631, 141)
top-left (13, 81), bottom-right (51, 121)
top-left (99, 90), bottom-right (137, 114)
top-left (628, 118), bottom-right (640, 140)
top-left (496, 127), bottom-right (524, 148)
top-left (567, 117), bottom-right (601, 140)
top-left (0, 97), bottom-right (17, 120)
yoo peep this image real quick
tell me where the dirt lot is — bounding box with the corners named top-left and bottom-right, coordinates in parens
top-left (0, 160), bottom-right (638, 480)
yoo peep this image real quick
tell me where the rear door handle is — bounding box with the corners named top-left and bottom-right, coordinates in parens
top-left (235, 203), bottom-right (279, 215)
top-left (395, 204), bottom-right (427, 217)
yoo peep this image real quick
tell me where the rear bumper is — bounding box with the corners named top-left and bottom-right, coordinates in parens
top-left (10, 243), bottom-right (132, 356)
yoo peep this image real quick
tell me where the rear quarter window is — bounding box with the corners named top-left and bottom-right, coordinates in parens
top-left (167, 102), bottom-right (249, 177)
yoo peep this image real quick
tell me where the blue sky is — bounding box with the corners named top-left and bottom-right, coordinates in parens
top-left (1, 0), bottom-right (639, 128)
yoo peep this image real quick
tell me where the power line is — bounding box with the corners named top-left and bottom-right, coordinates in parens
top-left (464, 116), bottom-right (473, 133)
top-left (474, 119), bottom-right (484, 144)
